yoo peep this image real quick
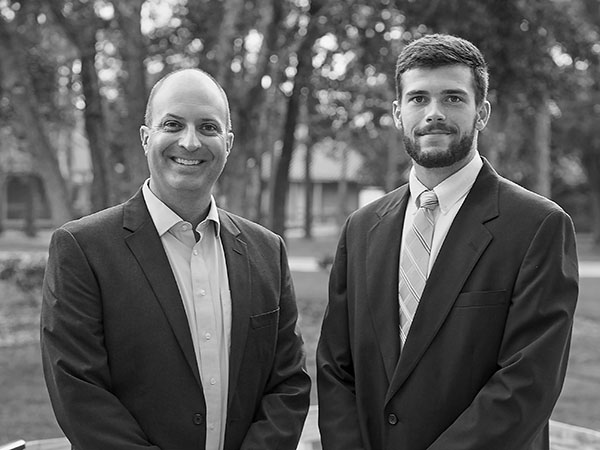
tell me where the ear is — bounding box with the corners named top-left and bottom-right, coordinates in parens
top-left (226, 132), bottom-right (234, 156)
top-left (140, 125), bottom-right (150, 155)
top-left (392, 100), bottom-right (402, 129)
top-left (475, 100), bottom-right (491, 131)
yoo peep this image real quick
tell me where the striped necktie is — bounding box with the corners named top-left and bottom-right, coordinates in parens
top-left (399, 190), bottom-right (439, 347)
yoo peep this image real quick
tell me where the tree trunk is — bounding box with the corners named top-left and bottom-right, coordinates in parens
top-left (215, 0), bottom-right (245, 91)
top-left (79, 51), bottom-right (114, 210)
top-left (304, 143), bottom-right (313, 239)
top-left (217, 0), bottom-right (283, 217)
top-left (24, 175), bottom-right (37, 237)
top-left (386, 127), bottom-right (402, 191)
top-left (271, 88), bottom-right (303, 237)
top-left (46, 1), bottom-right (114, 211)
top-left (532, 97), bottom-right (552, 198)
top-left (114, 0), bottom-right (150, 198)
top-left (0, 172), bottom-right (5, 234)
top-left (270, 0), bottom-right (326, 237)
top-left (0, 18), bottom-right (74, 226)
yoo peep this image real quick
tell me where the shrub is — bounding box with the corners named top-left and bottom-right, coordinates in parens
top-left (0, 252), bottom-right (47, 300)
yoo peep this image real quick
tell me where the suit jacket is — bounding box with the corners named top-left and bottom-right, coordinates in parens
top-left (41, 189), bottom-right (311, 450)
top-left (317, 159), bottom-right (578, 450)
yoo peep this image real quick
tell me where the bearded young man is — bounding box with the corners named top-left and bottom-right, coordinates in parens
top-left (317, 34), bottom-right (578, 450)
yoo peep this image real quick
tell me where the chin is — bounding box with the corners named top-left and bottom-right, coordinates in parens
top-left (404, 133), bottom-right (475, 169)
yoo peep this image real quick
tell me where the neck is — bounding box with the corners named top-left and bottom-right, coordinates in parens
top-left (172, 201), bottom-right (211, 229)
top-left (413, 150), bottom-right (476, 190)
top-left (149, 183), bottom-right (212, 228)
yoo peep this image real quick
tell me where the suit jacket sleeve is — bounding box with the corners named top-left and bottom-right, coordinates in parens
top-left (41, 227), bottom-right (160, 450)
top-left (316, 219), bottom-right (367, 450)
top-left (428, 209), bottom-right (579, 449)
top-left (239, 235), bottom-right (311, 449)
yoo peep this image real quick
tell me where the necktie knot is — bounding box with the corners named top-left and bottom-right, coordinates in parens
top-left (418, 190), bottom-right (438, 210)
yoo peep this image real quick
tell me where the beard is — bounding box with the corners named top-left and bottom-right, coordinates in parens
top-left (402, 120), bottom-right (477, 169)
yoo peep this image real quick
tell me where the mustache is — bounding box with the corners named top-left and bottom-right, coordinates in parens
top-left (416, 124), bottom-right (457, 135)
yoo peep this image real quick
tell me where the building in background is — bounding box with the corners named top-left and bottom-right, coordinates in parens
top-left (0, 120), bottom-right (91, 234)
top-left (262, 139), bottom-right (383, 232)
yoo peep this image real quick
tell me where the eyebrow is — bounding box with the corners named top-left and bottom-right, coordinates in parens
top-left (158, 113), bottom-right (185, 122)
top-left (404, 88), bottom-right (469, 97)
top-left (157, 113), bottom-right (222, 124)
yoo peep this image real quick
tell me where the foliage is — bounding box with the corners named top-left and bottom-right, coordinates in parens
top-left (0, 252), bottom-right (47, 300)
top-left (1, 0), bottom-right (600, 237)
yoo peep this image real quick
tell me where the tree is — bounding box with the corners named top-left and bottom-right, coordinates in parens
top-left (270, 0), bottom-right (328, 237)
top-left (0, 8), bottom-right (74, 226)
top-left (46, 0), bottom-right (115, 211)
top-left (113, 0), bottom-right (150, 196)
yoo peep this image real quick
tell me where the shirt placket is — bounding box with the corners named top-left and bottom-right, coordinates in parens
top-left (191, 231), bottom-right (223, 447)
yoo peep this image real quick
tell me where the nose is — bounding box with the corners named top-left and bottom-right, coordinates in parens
top-left (425, 100), bottom-right (446, 122)
top-left (179, 126), bottom-right (201, 151)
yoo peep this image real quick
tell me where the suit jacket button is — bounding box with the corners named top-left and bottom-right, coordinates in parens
top-left (193, 413), bottom-right (204, 425)
top-left (388, 413), bottom-right (398, 425)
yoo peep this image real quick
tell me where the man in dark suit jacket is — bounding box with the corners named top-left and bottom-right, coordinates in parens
top-left (41, 68), bottom-right (310, 449)
top-left (317, 34), bottom-right (578, 450)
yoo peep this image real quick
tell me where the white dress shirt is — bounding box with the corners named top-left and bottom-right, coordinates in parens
top-left (400, 153), bottom-right (484, 275)
top-left (143, 181), bottom-right (231, 450)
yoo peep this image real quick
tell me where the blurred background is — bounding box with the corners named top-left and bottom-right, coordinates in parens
top-left (0, 0), bottom-right (599, 448)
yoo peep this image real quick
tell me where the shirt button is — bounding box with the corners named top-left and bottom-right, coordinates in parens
top-left (209, 423), bottom-right (215, 430)
top-left (181, 224), bottom-right (189, 231)
top-left (193, 249), bottom-right (199, 256)
top-left (205, 332), bottom-right (211, 340)
top-left (388, 413), bottom-right (398, 425)
top-left (193, 413), bottom-right (204, 425)
top-left (210, 377), bottom-right (217, 385)
top-left (199, 289), bottom-right (206, 296)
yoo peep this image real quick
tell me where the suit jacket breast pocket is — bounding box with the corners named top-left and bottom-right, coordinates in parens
top-left (454, 290), bottom-right (508, 309)
top-left (249, 308), bottom-right (280, 362)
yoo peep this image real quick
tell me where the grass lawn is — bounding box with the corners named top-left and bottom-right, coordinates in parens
top-left (0, 231), bottom-right (598, 442)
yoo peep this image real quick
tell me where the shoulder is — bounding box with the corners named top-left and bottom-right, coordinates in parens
top-left (496, 174), bottom-right (569, 220)
top-left (63, 203), bottom-right (124, 230)
top-left (55, 203), bottom-right (125, 242)
top-left (219, 209), bottom-right (282, 244)
top-left (477, 160), bottom-right (571, 224)
top-left (347, 185), bottom-right (408, 226)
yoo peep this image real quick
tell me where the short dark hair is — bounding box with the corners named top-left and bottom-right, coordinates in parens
top-left (144, 68), bottom-right (232, 131)
top-left (395, 34), bottom-right (489, 106)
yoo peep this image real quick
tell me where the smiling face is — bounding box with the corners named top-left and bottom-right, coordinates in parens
top-left (393, 65), bottom-right (490, 173)
top-left (139, 70), bottom-right (234, 209)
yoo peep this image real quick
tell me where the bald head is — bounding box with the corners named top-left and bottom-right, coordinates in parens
top-left (144, 68), bottom-right (232, 131)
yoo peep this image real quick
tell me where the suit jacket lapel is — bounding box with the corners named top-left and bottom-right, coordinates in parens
top-left (367, 186), bottom-right (409, 383)
top-left (218, 210), bottom-right (250, 408)
top-left (122, 190), bottom-right (202, 386)
top-left (386, 160), bottom-right (500, 402)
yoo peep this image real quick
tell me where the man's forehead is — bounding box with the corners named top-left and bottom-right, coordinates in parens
top-left (152, 72), bottom-right (227, 115)
top-left (401, 65), bottom-right (476, 94)
top-left (163, 70), bottom-right (214, 87)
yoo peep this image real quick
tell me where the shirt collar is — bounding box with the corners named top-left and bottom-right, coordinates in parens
top-left (408, 152), bottom-right (483, 214)
top-left (142, 180), bottom-right (221, 237)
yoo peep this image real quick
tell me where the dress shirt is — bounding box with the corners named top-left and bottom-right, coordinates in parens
top-left (400, 153), bottom-right (483, 275)
top-left (143, 181), bottom-right (231, 450)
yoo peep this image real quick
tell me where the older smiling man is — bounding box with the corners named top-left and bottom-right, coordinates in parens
top-left (41, 68), bottom-right (310, 450)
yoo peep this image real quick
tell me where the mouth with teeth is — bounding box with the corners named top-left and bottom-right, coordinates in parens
top-left (172, 157), bottom-right (204, 166)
